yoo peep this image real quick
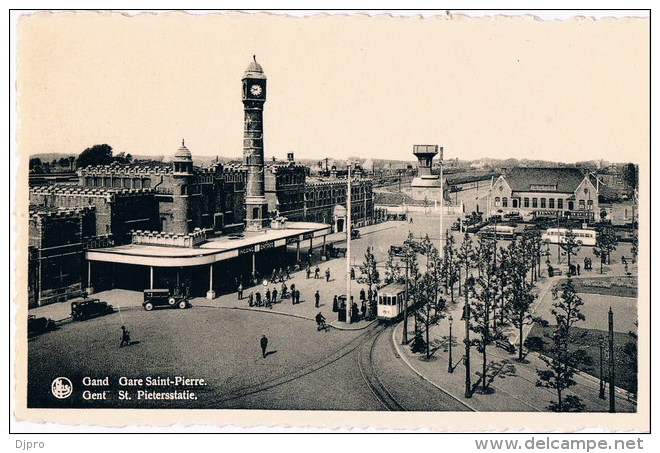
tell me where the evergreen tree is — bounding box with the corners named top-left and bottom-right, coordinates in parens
top-left (535, 278), bottom-right (587, 412)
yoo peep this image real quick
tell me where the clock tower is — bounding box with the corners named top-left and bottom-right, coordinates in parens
top-left (242, 55), bottom-right (269, 231)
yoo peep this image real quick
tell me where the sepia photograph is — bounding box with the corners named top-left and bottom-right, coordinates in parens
top-left (11, 9), bottom-right (649, 433)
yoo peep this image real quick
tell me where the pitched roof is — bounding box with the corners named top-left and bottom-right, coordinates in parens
top-left (503, 167), bottom-right (587, 193)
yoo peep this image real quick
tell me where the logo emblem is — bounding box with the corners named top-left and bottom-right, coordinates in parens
top-left (51, 377), bottom-right (73, 399)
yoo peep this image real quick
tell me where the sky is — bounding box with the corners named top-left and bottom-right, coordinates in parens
top-left (17, 11), bottom-right (649, 164)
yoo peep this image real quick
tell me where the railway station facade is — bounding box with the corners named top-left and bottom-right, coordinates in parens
top-left (489, 167), bottom-right (600, 221)
top-left (27, 57), bottom-right (374, 307)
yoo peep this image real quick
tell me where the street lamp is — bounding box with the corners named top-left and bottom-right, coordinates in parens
top-left (598, 335), bottom-right (606, 399)
top-left (448, 315), bottom-right (454, 373)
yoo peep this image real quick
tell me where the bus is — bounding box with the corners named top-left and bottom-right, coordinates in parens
top-left (541, 228), bottom-right (597, 246)
top-left (477, 224), bottom-right (518, 240)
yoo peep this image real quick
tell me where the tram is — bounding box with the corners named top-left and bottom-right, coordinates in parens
top-left (377, 283), bottom-right (406, 321)
top-left (541, 228), bottom-right (597, 246)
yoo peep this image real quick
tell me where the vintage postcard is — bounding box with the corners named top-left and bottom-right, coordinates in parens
top-left (11, 10), bottom-right (650, 432)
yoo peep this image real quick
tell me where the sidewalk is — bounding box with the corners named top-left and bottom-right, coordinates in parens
top-left (392, 268), bottom-right (638, 413)
top-left (196, 258), bottom-right (375, 331)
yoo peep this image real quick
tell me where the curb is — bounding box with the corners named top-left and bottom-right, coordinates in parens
top-left (198, 304), bottom-right (377, 331)
top-left (390, 321), bottom-right (478, 412)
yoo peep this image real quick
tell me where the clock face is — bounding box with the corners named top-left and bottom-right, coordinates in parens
top-left (250, 84), bottom-right (263, 96)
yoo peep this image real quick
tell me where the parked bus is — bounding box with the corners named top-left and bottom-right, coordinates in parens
top-left (541, 228), bottom-right (597, 246)
top-left (477, 224), bottom-right (518, 240)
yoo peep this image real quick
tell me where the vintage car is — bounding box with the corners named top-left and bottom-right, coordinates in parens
top-left (143, 288), bottom-right (192, 311)
top-left (351, 229), bottom-right (361, 239)
top-left (71, 299), bottom-right (115, 321)
top-left (28, 315), bottom-right (57, 336)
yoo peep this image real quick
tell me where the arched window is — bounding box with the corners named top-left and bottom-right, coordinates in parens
top-left (502, 197), bottom-right (508, 207)
top-left (523, 197), bottom-right (530, 208)
top-left (512, 199), bottom-right (518, 208)
top-left (494, 197), bottom-right (500, 207)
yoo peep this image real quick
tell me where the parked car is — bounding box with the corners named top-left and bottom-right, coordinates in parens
top-left (143, 288), bottom-right (191, 311)
top-left (71, 299), bottom-right (115, 321)
top-left (351, 229), bottom-right (361, 239)
top-left (28, 315), bottom-right (57, 336)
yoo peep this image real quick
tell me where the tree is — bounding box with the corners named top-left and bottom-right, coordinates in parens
top-left (357, 246), bottom-right (380, 319)
top-left (29, 157), bottom-right (45, 173)
top-left (560, 228), bottom-right (581, 272)
top-left (469, 238), bottom-right (502, 392)
top-left (622, 163), bottom-right (638, 193)
top-left (415, 272), bottom-right (442, 360)
top-left (442, 232), bottom-right (459, 304)
top-left (457, 232), bottom-right (475, 298)
top-left (76, 144), bottom-right (114, 168)
top-left (593, 226), bottom-right (618, 273)
top-left (505, 240), bottom-right (543, 361)
top-left (535, 278), bottom-right (587, 412)
top-left (403, 232), bottom-right (421, 333)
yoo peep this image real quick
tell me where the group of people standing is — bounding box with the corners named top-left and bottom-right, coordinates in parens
top-left (244, 283), bottom-right (302, 308)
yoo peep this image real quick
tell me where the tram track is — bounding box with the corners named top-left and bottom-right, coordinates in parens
top-left (197, 322), bottom-right (383, 408)
top-left (357, 325), bottom-right (407, 411)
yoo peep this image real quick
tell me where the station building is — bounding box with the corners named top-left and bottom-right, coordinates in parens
top-left (490, 167), bottom-right (599, 221)
top-left (27, 57), bottom-right (373, 306)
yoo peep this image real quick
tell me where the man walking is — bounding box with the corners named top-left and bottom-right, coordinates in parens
top-left (237, 283), bottom-right (243, 300)
top-left (325, 268), bottom-right (331, 282)
top-left (315, 290), bottom-right (320, 308)
top-left (260, 334), bottom-right (268, 358)
top-left (119, 326), bottom-right (131, 348)
top-left (315, 266), bottom-right (320, 279)
top-left (306, 265), bottom-right (311, 279)
top-left (272, 288), bottom-right (278, 304)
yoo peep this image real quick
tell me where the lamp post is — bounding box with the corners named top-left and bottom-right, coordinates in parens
top-left (448, 315), bottom-right (454, 373)
top-left (345, 163), bottom-right (352, 324)
top-left (599, 335), bottom-right (606, 399)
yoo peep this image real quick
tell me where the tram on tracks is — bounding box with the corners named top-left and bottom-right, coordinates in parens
top-left (376, 283), bottom-right (407, 321)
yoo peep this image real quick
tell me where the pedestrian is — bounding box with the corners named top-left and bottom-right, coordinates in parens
top-left (325, 268), bottom-right (331, 282)
top-left (351, 302), bottom-right (359, 323)
top-left (119, 325), bottom-right (131, 348)
top-left (350, 267), bottom-right (355, 280)
top-left (577, 264), bottom-right (581, 276)
top-left (237, 283), bottom-right (243, 300)
top-left (286, 266), bottom-right (291, 280)
top-left (255, 291), bottom-right (262, 307)
top-left (360, 288), bottom-right (366, 302)
top-left (314, 266), bottom-right (320, 279)
top-left (272, 288), bottom-right (278, 303)
top-left (248, 292), bottom-right (254, 307)
top-left (281, 282), bottom-right (288, 299)
top-left (306, 265), bottom-right (311, 279)
top-left (584, 257), bottom-right (589, 271)
top-left (260, 334), bottom-right (268, 358)
top-left (295, 289), bottom-right (301, 304)
top-left (332, 295), bottom-right (339, 312)
top-left (265, 288), bottom-right (271, 305)
top-left (410, 217), bottom-right (414, 224)
top-left (315, 290), bottom-right (320, 308)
